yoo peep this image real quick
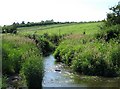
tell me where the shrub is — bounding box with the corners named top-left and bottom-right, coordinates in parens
top-left (2, 76), bottom-right (8, 88)
top-left (42, 33), bottom-right (62, 45)
top-left (95, 25), bottom-right (120, 42)
top-left (111, 45), bottom-right (120, 67)
top-left (54, 38), bottom-right (120, 77)
top-left (2, 25), bottom-right (17, 34)
top-left (38, 38), bottom-right (55, 56)
top-left (20, 55), bottom-right (43, 89)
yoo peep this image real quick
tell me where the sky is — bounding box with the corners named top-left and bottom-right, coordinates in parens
top-left (0, 0), bottom-right (119, 26)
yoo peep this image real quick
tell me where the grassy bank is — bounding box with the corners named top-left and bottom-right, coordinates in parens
top-left (54, 36), bottom-right (120, 77)
top-left (53, 24), bottom-right (120, 77)
top-left (2, 34), bottom-right (43, 88)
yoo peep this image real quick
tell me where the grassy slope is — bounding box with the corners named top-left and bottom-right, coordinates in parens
top-left (18, 23), bottom-right (74, 35)
top-left (18, 22), bottom-right (103, 36)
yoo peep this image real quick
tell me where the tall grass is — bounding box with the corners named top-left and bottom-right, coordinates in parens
top-left (20, 52), bottom-right (43, 89)
top-left (53, 35), bottom-right (120, 77)
top-left (2, 34), bottom-right (36, 74)
top-left (2, 34), bottom-right (43, 88)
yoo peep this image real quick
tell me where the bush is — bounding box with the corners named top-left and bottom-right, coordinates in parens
top-left (42, 33), bottom-right (62, 45)
top-left (2, 76), bottom-right (8, 88)
top-left (53, 45), bottom-right (74, 65)
top-left (110, 45), bottom-right (120, 76)
top-left (38, 37), bottom-right (55, 56)
top-left (2, 25), bottom-right (17, 34)
top-left (20, 55), bottom-right (43, 89)
top-left (95, 25), bottom-right (120, 42)
top-left (54, 38), bottom-right (120, 77)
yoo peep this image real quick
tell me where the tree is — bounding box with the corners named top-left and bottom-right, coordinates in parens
top-left (21, 21), bottom-right (25, 24)
top-left (2, 25), bottom-right (17, 34)
top-left (106, 2), bottom-right (120, 25)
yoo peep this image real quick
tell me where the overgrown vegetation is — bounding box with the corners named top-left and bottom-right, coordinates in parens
top-left (27, 33), bottom-right (62, 56)
top-left (54, 38), bottom-right (120, 77)
top-left (2, 25), bottom-right (17, 34)
top-left (2, 34), bottom-right (43, 88)
top-left (20, 54), bottom-right (43, 89)
top-left (95, 25), bottom-right (120, 42)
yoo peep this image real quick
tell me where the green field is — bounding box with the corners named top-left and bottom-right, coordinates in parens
top-left (18, 22), bottom-right (103, 36)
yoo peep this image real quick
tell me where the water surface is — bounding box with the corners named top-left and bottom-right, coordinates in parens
top-left (42, 55), bottom-right (120, 89)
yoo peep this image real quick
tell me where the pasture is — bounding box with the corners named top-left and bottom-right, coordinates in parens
top-left (18, 22), bottom-right (103, 36)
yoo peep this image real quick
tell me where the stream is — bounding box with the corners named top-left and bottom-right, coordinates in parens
top-left (42, 55), bottom-right (120, 89)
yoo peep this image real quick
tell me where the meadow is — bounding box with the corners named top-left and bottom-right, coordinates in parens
top-left (18, 22), bottom-right (102, 36)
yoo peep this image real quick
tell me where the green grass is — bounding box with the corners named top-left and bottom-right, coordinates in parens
top-left (53, 35), bottom-right (120, 77)
top-left (2, 34), bottom-right (43, 88)
top-left (18, 22), bottom-right (103, 36)
top-left (18, 23), bottom-right (74, 35)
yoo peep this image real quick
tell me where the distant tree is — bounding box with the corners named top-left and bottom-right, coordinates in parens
top-left (13, 22), bottom-right (16, 25)
top-left (2, 25), bottom-right (17, 34)
top-left (21, 21), bottom-right (25, 24)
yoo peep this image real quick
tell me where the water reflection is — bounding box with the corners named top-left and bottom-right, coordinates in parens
top-left (42, 55), bottom-right (120, 89)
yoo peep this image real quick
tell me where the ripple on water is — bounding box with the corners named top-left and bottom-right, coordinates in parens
top-left (43, 55), bottom-right (120, 88)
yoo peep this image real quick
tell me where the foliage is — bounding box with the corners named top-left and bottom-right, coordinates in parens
top-left (106, 2), bottom-right (120, 26)
top-left (2, 25), bottom-right (17, 34)
top-left (20, 55), bottom-right (43, 89)
top-left (111, 45), bottom-right (120, 68)
top-left (2, 34), bottom-right (43, 88)
top-left (95, 24), bottom-right (120, 42)
top-left (37, 37), bottom-right (55, 56)
top-left (53, 36), bottom-right (120, 77)
top-left (2, 76), bottom-right (8, 88)
top-left (27, 33), bottom-right (56, 56)
top-left (2, 35), bottom-right (36, 75)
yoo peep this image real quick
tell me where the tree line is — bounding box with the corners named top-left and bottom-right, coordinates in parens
top-left (2, 19), bottom-right (75, 34)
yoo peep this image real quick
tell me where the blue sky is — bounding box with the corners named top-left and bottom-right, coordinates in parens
top-left (0, 0), bottom-right (119, 25)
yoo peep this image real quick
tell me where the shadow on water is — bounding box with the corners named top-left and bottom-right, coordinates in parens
top-left (42, 55), bottom-right (120, 89)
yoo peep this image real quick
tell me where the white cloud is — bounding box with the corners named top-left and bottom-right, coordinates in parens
top-left (0, 0), bottom-right (119, 25)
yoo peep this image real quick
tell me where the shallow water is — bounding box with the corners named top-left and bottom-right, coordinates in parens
top-left (42, 55), bottom-right (120, 89)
